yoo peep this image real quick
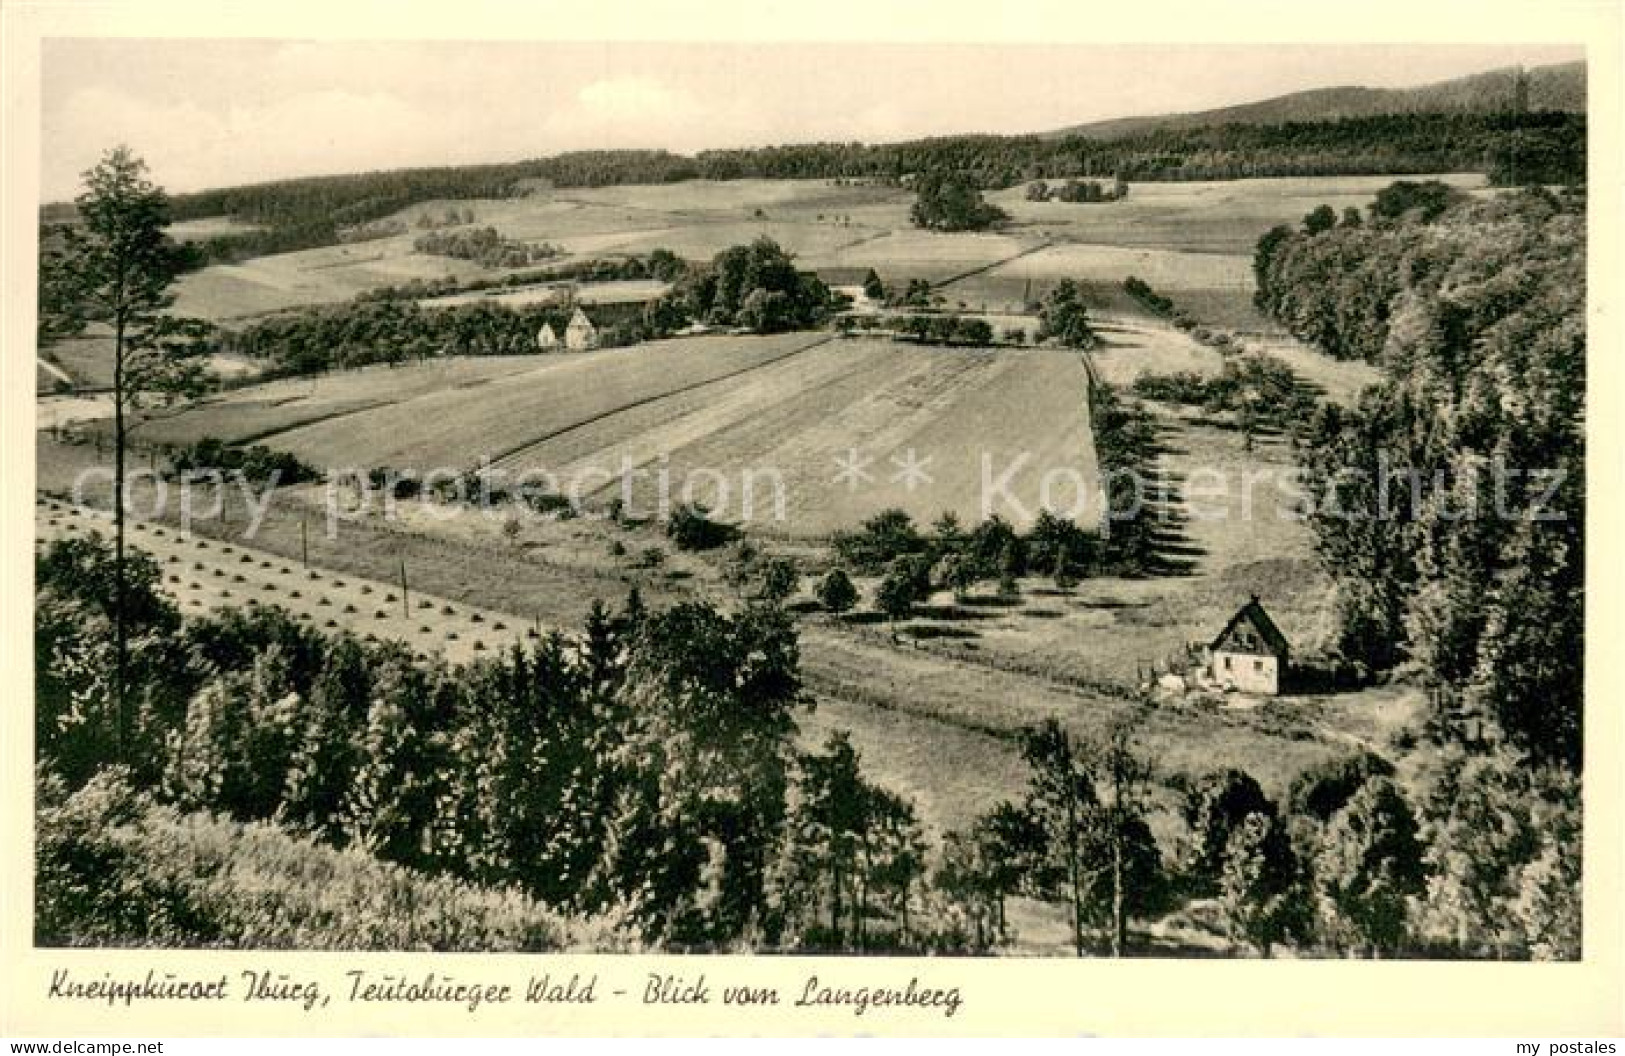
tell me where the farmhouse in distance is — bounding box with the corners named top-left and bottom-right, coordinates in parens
top-left (565, 307), bottom-right (597, 350)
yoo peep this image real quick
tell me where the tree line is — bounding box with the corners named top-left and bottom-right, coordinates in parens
top-left (1027, 177), bottom-right (1129, 203)
top-left (36, 530), bottom-right (1579, 957)
top-left (223, 299), bottom-right (644, 375)
top-left (352, 248), bottom-right (688, 304)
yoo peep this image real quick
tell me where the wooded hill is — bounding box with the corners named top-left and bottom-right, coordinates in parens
top-left (1049, 60), bottom-right (1585, 139)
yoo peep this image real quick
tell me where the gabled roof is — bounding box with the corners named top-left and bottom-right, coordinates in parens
top-left (1210, 595), bottom-right (1290, 656)
top-left (567, 307), bottom-right (594, 329)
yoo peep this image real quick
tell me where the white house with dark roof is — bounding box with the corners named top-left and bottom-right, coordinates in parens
top-left (536, 322), bottom-right (559, 351)
top-left (1208, 595), bottom-right (1291, 695)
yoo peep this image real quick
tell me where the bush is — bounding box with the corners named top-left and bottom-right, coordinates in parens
top-left (1287, 752), bottom-right (1395, 823)
top-left (169, 439), bottom-right (317, 486)
top-left (815, 569), bottom-right (859, 615)
top-left (36, 769), bottom-right (615, 951)
top-left (665, 503), bottom-right (737, 551)
top-left (1122, 276), bottom-right (1176, 317)
top-left (831, 509), bottom-right (926, 574)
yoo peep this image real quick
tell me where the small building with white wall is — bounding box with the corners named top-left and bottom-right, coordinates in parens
top-left (565, 308), bottom-right (597, 351)
top-left (1208, 595), bottom-right (1290, 695)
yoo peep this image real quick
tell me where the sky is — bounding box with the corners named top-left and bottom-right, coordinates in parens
top-left (40, 40), bottom-right (1586, 201)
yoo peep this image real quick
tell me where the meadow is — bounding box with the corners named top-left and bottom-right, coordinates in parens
top-left (162, 174), bottom-right (1486, 328)
top-left (109, 333), bottom-right (1101, 536)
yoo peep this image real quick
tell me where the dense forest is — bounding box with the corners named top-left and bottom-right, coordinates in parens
top-left (151, 111), bottom-right (1585, 262)
top-left (1259, 187), bottom-right (1584, 771)
top-left (412, 226), bottom-right (563, 268)
top-left (37, 524), bottom-right (1580, 957)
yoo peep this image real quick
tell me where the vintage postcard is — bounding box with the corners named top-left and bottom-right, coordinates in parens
top-left (2, 0), bottom-right (1621, 1039)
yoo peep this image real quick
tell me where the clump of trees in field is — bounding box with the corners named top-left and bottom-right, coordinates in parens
top-left (413, 225), bottom-right (563, 268)
top-left (909, 171), bottom-right (1008, 232)
top-left (664, 502), bottom-right (738, 551)
top-left (32, 532), bottom-right (1001, 953)
top-left (1131, 354), bottom-right (1318, 443)
top-left (164, 437), bottom-right (319, 486)
top-left (1035, 280), bottom-right (1098, 350)
top-left (1262, 186), bottom-right (1584, 770)
top-left (38, 146), bottom-right (215, 773)
top-left (653, 236), bottom-right (834, 333)
top-left (1027, 177), bottom-right (1128, 203)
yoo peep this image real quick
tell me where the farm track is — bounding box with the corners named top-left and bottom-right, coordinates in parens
top-left (483, 333), bottom-right (837, 472)
top-left (301, 253), bottom-right (389, 272)
top-left (828, 229), bottom-right (893, 254)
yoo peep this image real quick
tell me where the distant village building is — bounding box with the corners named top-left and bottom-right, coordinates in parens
top-left (1208, 595), bottom-right (1290, 695)
top-left (565, 308), bottom-right (598, 351)
top-left (536, 322), bottom-right (559, 351)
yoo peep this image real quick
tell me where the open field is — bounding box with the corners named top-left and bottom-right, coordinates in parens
top-left (162, 173), bottom-right (1487, 330)
top-left (987, 173), bottom-right (1490, 254)
top-left (106, 333), bottom-right (1101, 536)
top-left (39, 330), bottom-right (265, 396)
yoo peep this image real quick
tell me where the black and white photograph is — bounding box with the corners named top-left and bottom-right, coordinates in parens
top-left (11, 9), bottom-right (1611, 1014)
